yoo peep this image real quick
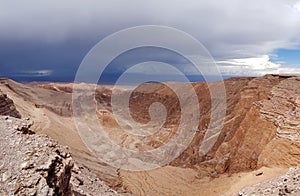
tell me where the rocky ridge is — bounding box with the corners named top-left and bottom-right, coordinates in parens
top-left (0, 78), bottom-right (124, 191)
top-left (0, 115), bottom-right (119, 195)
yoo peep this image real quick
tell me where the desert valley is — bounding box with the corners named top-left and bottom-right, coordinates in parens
top-left (1, 74), bottom-right (300, 195)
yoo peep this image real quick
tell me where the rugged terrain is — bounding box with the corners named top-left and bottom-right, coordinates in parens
top-left (237, 166), bottom-right (300, 195)
top-left (1, 74), bottom-right (300, 195)
top-left (0, 115), bottom-right (119, 195)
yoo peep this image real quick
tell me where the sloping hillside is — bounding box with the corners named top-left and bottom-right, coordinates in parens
top-left (1, 74), bottom-right (300, 195)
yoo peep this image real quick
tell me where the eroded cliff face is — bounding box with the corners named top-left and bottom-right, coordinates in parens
top-left (257, 76), bottom-right (300, 168)
top-left (93, 75), bottom-right (292, 176)
top-left (93, 75), bottom-right (300, 180)
top-left (175, 74), bottom-right (300, 176)
top-left (2, 75), bottom-right (300, 195)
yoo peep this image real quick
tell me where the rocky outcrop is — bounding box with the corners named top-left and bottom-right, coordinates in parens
top-left (0, 79), bottom-right (123, 190)
top-left (258, 75), bottom-right (300, 141)
top-left (0, 116), bottom-right (120, 196)
top-left (0, 116), bottom-right (72, 195)
top-left (237, 166), bottom-right (300, 195)
top-left (254, 75), bottom-right (300, 169)
top-left (0, 90), bottom-right (21, 118)
top-left (71, 163), bottom-right (122, 196)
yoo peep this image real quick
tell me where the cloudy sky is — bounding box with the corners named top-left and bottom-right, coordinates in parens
top-left (0, 0), bottom-right (300, 82)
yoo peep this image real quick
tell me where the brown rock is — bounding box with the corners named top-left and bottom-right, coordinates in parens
top-left (215, 153), bottom-right (230, 174)
top-left (0, 90), bottom-right (21, 118)
top-left (0, 116), bottom-right (119, 196)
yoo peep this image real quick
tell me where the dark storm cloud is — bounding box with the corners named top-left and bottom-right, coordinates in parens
top-left (0, 0), bottom-right (300, 80)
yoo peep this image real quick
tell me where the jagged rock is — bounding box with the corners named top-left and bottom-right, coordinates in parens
top-left (0, 116), bottom-right (73, 195)
top-left (0, 116), bottom-right (119, 196)
top-left (237, 166), bottom-right (300, 195)
top-left (70, 163), bottom-right (120, 196)
top-left (0, 90), bottom-right (21, 118)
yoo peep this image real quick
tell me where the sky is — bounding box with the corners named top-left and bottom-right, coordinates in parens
top-left (0, 0), bottom-right (300, 82)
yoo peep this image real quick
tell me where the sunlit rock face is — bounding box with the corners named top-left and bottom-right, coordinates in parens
top-left (2, 74), bottom-right (300, 195)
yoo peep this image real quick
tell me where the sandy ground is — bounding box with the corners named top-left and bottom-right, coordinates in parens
top-left (121, 166), bottom-right (287, 196)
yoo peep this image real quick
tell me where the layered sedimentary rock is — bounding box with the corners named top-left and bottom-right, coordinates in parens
top-left (2, 75), bottom-right (300, 195)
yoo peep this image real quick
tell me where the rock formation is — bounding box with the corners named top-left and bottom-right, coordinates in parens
top-left (0, 116), bottom-right (119, 195)
top-left (0, 89), bottom-right (21, 118)
top-left (2, 74), bottom-right (300, 195)
top-left (0, 78), bottom-right (123, 191)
